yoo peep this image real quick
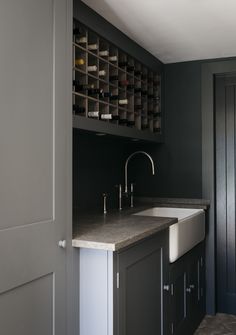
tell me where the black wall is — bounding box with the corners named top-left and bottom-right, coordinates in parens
top-left (159, 58), bottom-right (236, 199)
top-left (158, 62), bottom-right (202, 198)
top-left (73, 131), bottom-right (133, 211)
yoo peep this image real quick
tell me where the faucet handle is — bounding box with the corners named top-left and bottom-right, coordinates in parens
top-left (115, 184), bottom-right (122, 211)
top-left (130, 183), bottom-right (134, 208)
top-left (102, 193), bottom-right (107, 214)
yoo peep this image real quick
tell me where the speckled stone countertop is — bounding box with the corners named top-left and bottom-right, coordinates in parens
top-left (72, 197), bottom-right (210, 251)
top-left (72, 205), bottom-right (177, 251)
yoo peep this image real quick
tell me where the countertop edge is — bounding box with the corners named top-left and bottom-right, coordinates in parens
top-left (72, 217), bottom-right (177, 251)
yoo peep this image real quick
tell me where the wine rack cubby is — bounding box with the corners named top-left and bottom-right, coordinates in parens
top-left (72, 19), bottom-right (162, 140)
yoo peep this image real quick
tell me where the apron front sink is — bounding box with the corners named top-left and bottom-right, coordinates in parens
top-left (134, 207), bottom-right (205, 263)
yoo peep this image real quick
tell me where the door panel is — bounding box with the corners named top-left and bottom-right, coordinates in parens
top-left (215, 74), bottom-right (236, 313)
top-left (118, 232), bottom-right (168, 335)
top-left (0, 275), bottom-right (53, 335)
top-left (0, 0), bottom-right (54, 229)
top-left (170, 259), bottom-right (187, 335)
top-left (0, 0), bottom-right (71, 333)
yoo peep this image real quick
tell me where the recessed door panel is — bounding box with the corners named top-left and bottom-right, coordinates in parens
top-left (0, 0), bottom-right (55, 229)
top-left (0, 274), bottom-right (53, 335)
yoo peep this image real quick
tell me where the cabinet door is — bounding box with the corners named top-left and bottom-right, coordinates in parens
top-left (0, 1), bottom-right (72, 334)
top-left (198, 245), bottom-right (205, 313)
top-left (186, 243), bottom-right (205, 334)
top-left (186, 251), bottom-right (199, 334)
top-left (169, 258), bottom-right (188, 335)
top-left (195, 244), bottom-right (205, 326)
top-left (117, 231), bottom-right (168, 335)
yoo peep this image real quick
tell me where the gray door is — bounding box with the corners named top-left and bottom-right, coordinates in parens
top-left (215, 74), bottom-right (236, 314)
top-left (0, 0), bottom-right (71, 334)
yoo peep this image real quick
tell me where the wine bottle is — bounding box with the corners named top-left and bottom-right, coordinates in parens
top-left (88, 88), bottom-right (103, 95)
top-left (88, 43), bottom-right (98, 51)
top-left (109, 75), bottom-right (118, 81)
top-left (127, 84), bottom-right (134, 90)
top-left (153, 96), bottom-right (160, 102)
top-left (112, 115), bottom-right (120, 120)
top-left (98, 70), bottom-right (106, 77)
top-left (119, 80), bottom-right (129, 87)
top-left (99, 50), bottom-right (109, 57)
top-left (73, 105), bottom-right (85, 115)
top-left (134, 70), bottom-right (142, 76)
top-left (119, 99), bottom-right (128, 105)
top-left (141, 124), bottom-right (149, 130)
top-left (127, 65), bottom-right (135, 72)
top-left (110, 95), bottom-right (119, 101)
top-left (74, 58), bottom-right (85, 66)
top-left (73, 81), bottom-right (94, 91)
top-left (88, 111), bottom-right (99, 118)
top-left (87, 65), bottom-right (97, 72)
top-left (134, 104), bottom-right (143, 110)
top-left (77, 36), bottom-right (87, 44)
top-left (127, 120), bottom-right (135, 127)
top-left (153, 128), bottom-right (161, 133)
top-left (101, 114), bottom-right (112, 120)
top-left (141, 90), bottom-right (148, 96)
top-left (100, 92), bottom-right (112, 98)
top-left (154, 120), bottom-right (161, 131)
top-left (119, 118), bottom-right (127, 125)
top-left (134, 87), bottom-right (142, 93)
top-left (118, 61), bottom-right (128, 67)
top-left (109, 55), bottom-right (118, 62)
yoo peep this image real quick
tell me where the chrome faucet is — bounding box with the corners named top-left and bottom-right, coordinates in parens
top-left (124, 151), bottom-right (155, 207)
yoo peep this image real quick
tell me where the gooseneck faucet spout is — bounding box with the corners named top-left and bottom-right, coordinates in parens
top-left (124, 151), bottom-right (155, 193)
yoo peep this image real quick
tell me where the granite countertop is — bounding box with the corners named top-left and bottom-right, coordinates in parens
top-left (72, 197), bottom-right (210, 251)
top-left (72, 205), bottom-right (177, 251)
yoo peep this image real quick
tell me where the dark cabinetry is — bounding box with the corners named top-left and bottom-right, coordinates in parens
top-left (168, 242), bottom-right (205, 335)
top-left (117, 230), bottom-right (169, 335)
top-left (77, 235), bottom-right (205, 335)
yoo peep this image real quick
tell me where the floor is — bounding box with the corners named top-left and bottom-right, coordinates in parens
top-left (195, 314), bottom-right (236, 335)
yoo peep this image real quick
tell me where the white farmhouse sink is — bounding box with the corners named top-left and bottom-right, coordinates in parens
top-left (134, 207), bottom-right (205, 263)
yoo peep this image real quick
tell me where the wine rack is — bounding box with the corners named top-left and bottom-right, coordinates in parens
top-left (72, 19), bottom-right (162, 139)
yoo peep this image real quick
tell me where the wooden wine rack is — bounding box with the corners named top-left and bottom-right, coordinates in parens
top-left (72, 19), bottom-right (162, 139)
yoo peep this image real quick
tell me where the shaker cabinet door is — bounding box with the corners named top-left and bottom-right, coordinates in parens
top-left (117, 231), bottom-right (168, 335)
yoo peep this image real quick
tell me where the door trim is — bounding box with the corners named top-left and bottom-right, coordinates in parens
top-left (201, 59), bottom-right (236, 315)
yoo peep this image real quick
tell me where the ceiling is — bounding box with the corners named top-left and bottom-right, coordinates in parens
top-left (82, 0), bottom-right (236, 64)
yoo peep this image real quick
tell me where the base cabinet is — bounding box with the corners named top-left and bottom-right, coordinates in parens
top-left (77, 235), bottom-right (205, 335)
top-left (168, 242), bottom-right (205, 335)
top-left (77, 230), bottom-right (169, 335)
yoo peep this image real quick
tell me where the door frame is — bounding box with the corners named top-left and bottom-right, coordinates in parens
top-left (201, 59), bottom-right (236, 315)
